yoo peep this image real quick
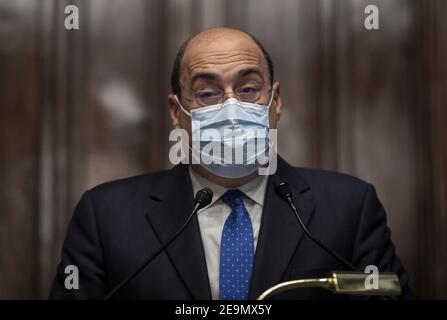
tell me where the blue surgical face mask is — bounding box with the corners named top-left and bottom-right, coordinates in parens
top-left (174, 92), bottom-right (274, 178)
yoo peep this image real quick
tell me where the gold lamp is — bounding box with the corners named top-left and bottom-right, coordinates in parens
top-left (257, 271), bottom-right (402, 300)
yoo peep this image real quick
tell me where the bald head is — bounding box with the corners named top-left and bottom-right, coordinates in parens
top-left (167, 28), bottom-right (282, 185)
top-left (170, 28), bottom-right (274, 96)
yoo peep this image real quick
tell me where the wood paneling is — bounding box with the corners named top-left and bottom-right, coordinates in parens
top-left (0, 0), bottom-right (41, 298)
top-left (0, 0), bottom-right (446, 298)
top-left (414, 0), bottom-right (447, 298)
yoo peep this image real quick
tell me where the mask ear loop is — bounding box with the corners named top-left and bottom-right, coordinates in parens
top-left (173, 95), bottom-right (200, 164)
top-left (174, 95), bottom-right (191, 117)
top-left (267, 89), bottom-right (275, 108)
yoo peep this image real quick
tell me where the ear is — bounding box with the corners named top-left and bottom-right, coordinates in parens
top-left (168, 94), bottom-right (181, 128)
top-left (272, 81), bottom-right (282, 122)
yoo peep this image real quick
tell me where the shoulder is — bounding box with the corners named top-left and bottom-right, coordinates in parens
top-left (287, 165), bottom-right (373, 212)
top-left (296, 167), bottom-right (370, 192)
top-left (85, 168), bottom-right (172, 205)
top-left (277, 156), bottom-right (370, 195)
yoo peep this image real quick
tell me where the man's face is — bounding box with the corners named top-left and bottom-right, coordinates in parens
top-left (168, 28), bottom-right (282, 136)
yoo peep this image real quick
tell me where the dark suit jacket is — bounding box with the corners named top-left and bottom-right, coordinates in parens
top-left (49, 157), bottom-right (410, 299)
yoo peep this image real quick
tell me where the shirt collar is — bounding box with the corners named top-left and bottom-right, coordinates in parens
top-left (189, 167), bottom-right (268, 209)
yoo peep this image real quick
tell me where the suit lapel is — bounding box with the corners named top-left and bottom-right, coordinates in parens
top-left (248, 158), bottom-right (316, 299)
top-left (144, 158), bottom-right (315, 300)
top-left (145, 164), bottom-right (212, 300)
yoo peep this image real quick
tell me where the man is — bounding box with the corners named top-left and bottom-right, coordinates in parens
top-left (49, 28), bottom-right (410, 299)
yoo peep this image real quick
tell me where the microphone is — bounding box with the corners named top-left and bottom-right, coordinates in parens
top-left (272, 176), bottom-right (358, 271)
top-left (103, 187), bottom-right (213, 300)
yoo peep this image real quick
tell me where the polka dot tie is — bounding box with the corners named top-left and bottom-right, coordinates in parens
top-left (219, 189), bottom-right (254, 300)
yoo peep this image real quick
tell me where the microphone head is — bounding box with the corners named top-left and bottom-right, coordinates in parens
top-left (272, 176), bottom-right (293, 201)
top-left (195, 188), bottom-right (213, 210)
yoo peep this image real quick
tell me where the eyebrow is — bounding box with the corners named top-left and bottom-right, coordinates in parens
top-left (188, 67), bottom-right (265, 91)
top-left (190, 72), bottom-right (220, 87)
top-left (237, 68), bottom-right (264, 80)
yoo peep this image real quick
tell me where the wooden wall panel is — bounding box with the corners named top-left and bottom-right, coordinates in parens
top-left (328, 0), bottom-right (418, 291)
top-left (415, 0), bottom-right (447, 298)
top-left (35, 0), bottom-right (91, 297)
top-left (0, 0), bottom-right (41, 298)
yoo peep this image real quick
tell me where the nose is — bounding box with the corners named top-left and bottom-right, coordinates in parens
top-left (222, 90), bottom-right (238, 102)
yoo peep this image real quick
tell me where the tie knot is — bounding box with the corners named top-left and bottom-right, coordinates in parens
top-left (221, 189), bottom-right (245, 209)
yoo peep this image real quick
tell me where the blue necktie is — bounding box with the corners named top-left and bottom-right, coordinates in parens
top-left (219, 189), bottom-right (254, 300)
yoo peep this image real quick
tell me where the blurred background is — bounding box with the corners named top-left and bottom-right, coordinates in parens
top-left (0, 0), bottom-right (446, 299)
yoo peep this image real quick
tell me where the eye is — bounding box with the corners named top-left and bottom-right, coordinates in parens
top-left (193, 89), bottom-right (223, 106)
top-left (237, 86), bottom-right (258, 94)
top-left (235, 85), bottom-right (263, 102)
top-left (196, 89), bottom-right (221, 99)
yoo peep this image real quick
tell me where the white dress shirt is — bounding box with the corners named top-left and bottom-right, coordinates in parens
top-left (189, 168), bottom-right (268, 300)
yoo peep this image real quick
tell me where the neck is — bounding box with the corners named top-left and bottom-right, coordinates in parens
top-left (190, 164), bottom-right (258, 188)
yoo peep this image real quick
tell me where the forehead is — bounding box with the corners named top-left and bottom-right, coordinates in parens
top-left (181, 32), bottom-right (267, 80)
